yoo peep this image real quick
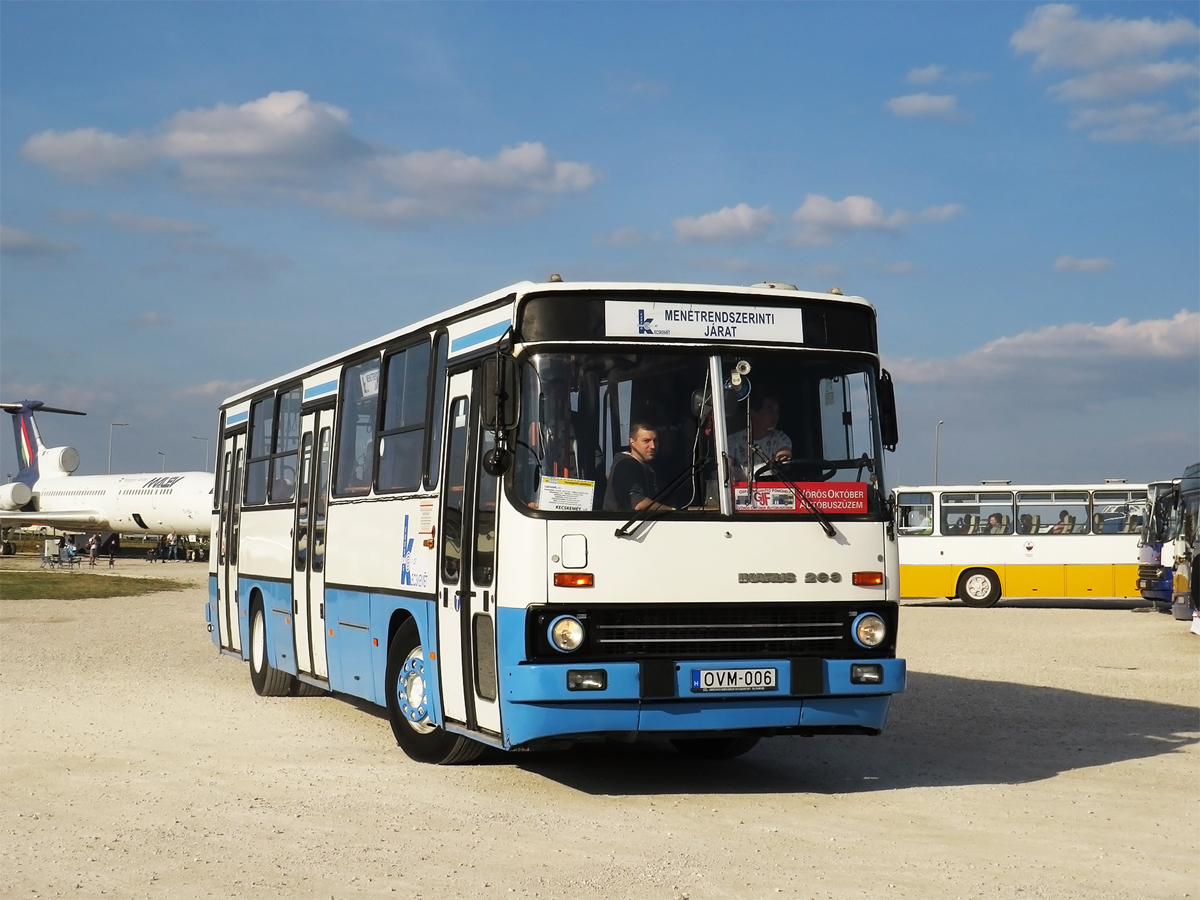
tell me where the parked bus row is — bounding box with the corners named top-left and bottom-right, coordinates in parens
top-left (893, 483), bottom-right (1148, 606)
top-left (1136, 462), bottom-right (1200, 624)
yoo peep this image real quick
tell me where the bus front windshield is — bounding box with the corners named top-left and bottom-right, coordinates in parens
top-left (511, 350), bottom-right (884, 516)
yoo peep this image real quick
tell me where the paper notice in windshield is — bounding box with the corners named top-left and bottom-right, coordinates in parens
top-left (734, 482), bottom-right (868, 513)
top-left (538, 476), bottom-right (595, 512)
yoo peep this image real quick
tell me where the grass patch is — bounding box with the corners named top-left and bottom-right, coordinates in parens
top-left (0, 571), bottom-right (187, 601)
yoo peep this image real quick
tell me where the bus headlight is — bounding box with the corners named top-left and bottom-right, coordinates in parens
top-left (549, 615), bottom-right (585, 652)
top-left (852, 613), bottom-right (887, 648)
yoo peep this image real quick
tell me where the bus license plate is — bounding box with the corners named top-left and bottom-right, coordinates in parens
top-left (690, 667), bottom-right (777, 692)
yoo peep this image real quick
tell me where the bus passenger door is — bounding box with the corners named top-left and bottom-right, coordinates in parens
top-left (215, 433), bottom-right (244, 654)
top-left (292, 411), bottom-right (332, 681)
top-left (436, 369), bottom-right (502, 736)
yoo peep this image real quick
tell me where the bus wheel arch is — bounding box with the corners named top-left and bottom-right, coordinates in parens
top-left (957, 568), bottom-right (1001, 608)
top-left (384, 618), bottom-right (483, 765)
top-left (248, 591), bottom-right (292, 696)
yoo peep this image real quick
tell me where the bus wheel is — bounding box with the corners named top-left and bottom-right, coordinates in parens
top-left (957, 569), bottom-right (1001, 608)
top-left (385, 620), bottom-right (483, 765)
top-left (249, 599), bottom-right (293, 696)
top-left (670, 734), bottom-right (761, 759)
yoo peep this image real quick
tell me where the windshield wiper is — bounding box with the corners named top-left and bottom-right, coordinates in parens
top-left (753, 451), bottom-right (837, 539)
top-left (614, 455), bottom-right (708, 538)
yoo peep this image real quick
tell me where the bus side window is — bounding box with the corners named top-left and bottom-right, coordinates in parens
top-left (896, 492), bottom-right (933, 535)
top-left (270, 387), bottom-right (302, 504)
top-left (378, 341), bottom-right (430, 493)
top-left (441, 397), bottom-right (470, 583)
top-left (425, 332), bottom-right (448, 491)
top-left (245, 395), bottom-right (275, 505)
top-left (335, 358), bottom-right (381, 496)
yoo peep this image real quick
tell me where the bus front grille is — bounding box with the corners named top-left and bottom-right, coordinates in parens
top-left (526, 602), bottom-right (896, 661)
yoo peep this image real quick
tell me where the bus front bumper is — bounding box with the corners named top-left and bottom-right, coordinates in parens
top-left (500, 657), bottom-right (905, 747)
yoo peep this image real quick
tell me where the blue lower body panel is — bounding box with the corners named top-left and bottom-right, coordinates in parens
top-left (497, 607), bottom-right (905, 747)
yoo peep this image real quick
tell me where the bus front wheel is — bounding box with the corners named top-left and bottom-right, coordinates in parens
top-left (957, 569), bottom-right (1001, 608)
top-left (385, 619), bottom-right (483, 765)
top-left (249, 599), bottom-right (293, 696)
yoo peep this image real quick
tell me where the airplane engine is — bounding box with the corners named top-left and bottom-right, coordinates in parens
top-left (39, 445), bottom-right (80, 476)
top-left (0, 481), bottom-right (33, 511)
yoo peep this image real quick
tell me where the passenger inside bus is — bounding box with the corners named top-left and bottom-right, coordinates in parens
top-left (728, 394), bottom-right (792, 479)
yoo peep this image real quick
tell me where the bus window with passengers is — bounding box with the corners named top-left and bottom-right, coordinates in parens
top-left (208, 279), bottom-right (906, 765)
top-left (894, 482), bottom-right (1147, 607)
top-left (512, 352), bottom-right (884, 517)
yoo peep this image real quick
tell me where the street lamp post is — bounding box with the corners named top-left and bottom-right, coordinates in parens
top-left (158, 451), bottom-right (166, 472)
top-left (192, 436), bottom-right (210, 472)
top-left (108, 423), bottom-right (128, 475)
top-left (933, 420), bottom-right (945, 485)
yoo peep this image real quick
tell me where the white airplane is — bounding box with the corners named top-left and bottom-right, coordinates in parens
top-left (1, 400), bottom-right (212, 554)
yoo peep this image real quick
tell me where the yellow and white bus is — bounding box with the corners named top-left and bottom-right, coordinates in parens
top-left (893, 482), bottom-right (1147, 606)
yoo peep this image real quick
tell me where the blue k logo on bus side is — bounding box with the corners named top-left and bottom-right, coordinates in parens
top-left (638, 309), bottom-right (654, 334)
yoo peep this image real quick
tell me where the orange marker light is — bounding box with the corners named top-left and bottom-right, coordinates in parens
top-left (554, 572), bottom-right (594, 588)
top-left (853, 571), bottom-right (884, 586)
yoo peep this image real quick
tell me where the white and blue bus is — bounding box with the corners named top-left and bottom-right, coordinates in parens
top-left (207, 278), bottom-right (906, 763)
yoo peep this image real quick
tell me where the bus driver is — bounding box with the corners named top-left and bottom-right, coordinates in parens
top-left (603, 422), bottom-right (673, 512)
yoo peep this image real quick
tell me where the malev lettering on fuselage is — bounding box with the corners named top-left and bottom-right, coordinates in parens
top-left (0, 400), bottom-right (212, 550)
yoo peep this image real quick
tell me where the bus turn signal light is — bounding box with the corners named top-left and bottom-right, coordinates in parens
top-left (554, 572), bottom-right (594, 587)
top-left (853, 571), bottom-right (884, 586)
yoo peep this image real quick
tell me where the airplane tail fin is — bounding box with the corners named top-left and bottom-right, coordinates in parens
top-left (1, 401), bottom-right (86, 487)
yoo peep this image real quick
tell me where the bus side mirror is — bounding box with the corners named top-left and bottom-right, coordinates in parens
top-left (878, 369), bottom-right (899, 452)
top-left (482, 355), bottom-right (520, 431)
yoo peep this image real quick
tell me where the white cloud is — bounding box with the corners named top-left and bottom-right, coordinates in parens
top-left (108, 211), bottom-right (213, 235)
top-left (1050, 60), bottom-right (1199, 101)
top-left (887, 93), bottom-right (963, 120)
top-left (791, 195), bottom-right (961, 246)
top-left (1012, 4), bottom-right (1199, 144)
top-left (0, 224), bottom-right (77, 259)
top-left (1068, 103), bottom-right (1200, 144)
top-left (22, 127), bottom-right (157, 182)
top-left (20, 91), bottom-right (599, 227)
top-left (1011, 4), bottom-right (1199, 70)
top-left (907, 65), bottom-right (944, 85)
top-left (884, 310), bottom-right (1199, 484)
top-left (1054, 255), bottom-right (1114, 272)
top-left (887, 310), bottom-right (1198, 395)
top-left (674, 203), bottom-right (774, 244)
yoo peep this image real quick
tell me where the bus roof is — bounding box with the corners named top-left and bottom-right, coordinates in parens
top-left (219, 279), bottom-right (872, 407)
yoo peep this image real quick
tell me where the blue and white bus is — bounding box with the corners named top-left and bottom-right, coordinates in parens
top-left (207, 278), bottom-right (906, 763)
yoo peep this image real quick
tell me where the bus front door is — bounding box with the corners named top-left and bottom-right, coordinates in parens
top-left (436, 370), bottom-right (502, 736)
top-left (215, 432), bottom-right (244, 654)
top-left (292, 412), bottom-right (332, 682)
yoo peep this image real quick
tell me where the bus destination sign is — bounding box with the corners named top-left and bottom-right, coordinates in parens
top-left (605, 300), bottom-right (805, 343)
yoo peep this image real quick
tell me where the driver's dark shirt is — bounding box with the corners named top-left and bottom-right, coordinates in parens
top-left (603, 452), bottom-right (659, 510)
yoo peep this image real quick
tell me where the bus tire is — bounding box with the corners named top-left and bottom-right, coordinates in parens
top-left (249, 599), bottom-right (293, 697)
top-left (957, 569), bottom-right (1001, 608)
top-left (670, 734), bottom-right (761, 759)
top-left (385, 619), bottom-right (484, 765)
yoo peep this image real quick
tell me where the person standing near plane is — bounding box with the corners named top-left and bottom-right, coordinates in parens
top-left (166, 529), bottom-right (179, 562)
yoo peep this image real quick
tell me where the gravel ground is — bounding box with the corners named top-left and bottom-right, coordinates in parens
top-left (1, 557), bottom-right (1196, 900)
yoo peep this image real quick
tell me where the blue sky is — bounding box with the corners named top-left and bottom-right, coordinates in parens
top-left (2, 2), bottom-right (1197, 487)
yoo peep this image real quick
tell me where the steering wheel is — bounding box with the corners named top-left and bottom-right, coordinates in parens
top-left (753, 457), bottom-right (838, 482)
